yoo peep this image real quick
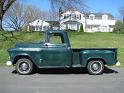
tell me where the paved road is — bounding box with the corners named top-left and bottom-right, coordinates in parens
top-left (0, 67), bottom-right (124, 93)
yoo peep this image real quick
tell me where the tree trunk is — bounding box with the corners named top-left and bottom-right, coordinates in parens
top-left (0, 17), bottom-right (4, 31)
top-left (0, 4), bottom-right (4, 31)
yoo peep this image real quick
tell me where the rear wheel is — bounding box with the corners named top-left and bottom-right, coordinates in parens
top-left (87, 60), bottom-right (104, 75)
top-left (16, 58), bottom-right (33, 75)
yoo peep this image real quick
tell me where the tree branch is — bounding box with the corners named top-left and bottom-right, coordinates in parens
top-left (3, 0), bottom-right (16, 14)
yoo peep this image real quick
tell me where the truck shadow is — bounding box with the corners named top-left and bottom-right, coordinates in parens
top-left (12, 66), bottom-right (118, 75)
top-left (35, 67), bottom-right (118, 74)
top-left (104, 66), bottom-right (118, 74)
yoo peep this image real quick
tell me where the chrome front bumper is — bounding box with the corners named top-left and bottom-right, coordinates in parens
top-left (6, 61), bottom-right (12, 66)
top-left (116, 61), bottom-right (121, 66)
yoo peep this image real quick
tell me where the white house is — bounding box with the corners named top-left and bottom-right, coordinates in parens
top-left (60, 10), bottom-right (116, 32)
top-left (28, 10), bottom-right (116, 32)
top-left (60, 10), bottom-right (86, 31)
top-left (27, 19), bottom-right (50, 31)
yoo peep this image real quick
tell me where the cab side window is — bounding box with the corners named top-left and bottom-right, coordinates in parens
top-left (49, 33), bottom-right (64, 44)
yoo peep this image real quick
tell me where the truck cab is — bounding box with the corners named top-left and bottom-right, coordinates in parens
top-left (7, 30), bottom-right (117, 75)
top-left (39, 31), bottom-right (72, 68)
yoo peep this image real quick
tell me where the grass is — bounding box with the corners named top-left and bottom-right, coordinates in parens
top-left (0, 31), bottom-right (43, 66)
top-left (0, 31), bottom-right (124, 66)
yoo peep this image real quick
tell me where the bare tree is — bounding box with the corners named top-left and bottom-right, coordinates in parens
top-left (4, 2), bottom-right (46, 31)
top-left (0, 0), bottom-right (16, 31)
top-left (4, 2), bottom-right (25, 31)
top-left (25, 5), bottom-right (48, 22)
top-left (0, 0), bottom-right (87, 31)
top-left (49, 0), bottom-right (87, 12)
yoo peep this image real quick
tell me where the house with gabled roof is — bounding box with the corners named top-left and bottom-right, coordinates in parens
top-left (60, 10), bottom-right (116, 32)
top-left (27, 10), bottom-right (116, 32)
top-left (27, 19), bottom-right (50, 31)
top-left (27, 19), bottom-right (59, 31)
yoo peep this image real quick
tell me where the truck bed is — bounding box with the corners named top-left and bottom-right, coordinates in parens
top-left (72, 48), bottom-right (117, 67)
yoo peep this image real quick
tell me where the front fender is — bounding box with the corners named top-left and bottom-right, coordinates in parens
top-left (8, 48), bottom-right (42, 67)
top-left (11, 53), bottom-right (33, 65)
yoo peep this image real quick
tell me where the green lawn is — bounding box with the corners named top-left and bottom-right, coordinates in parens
top-left (0, 31), bottom-right (124, 66)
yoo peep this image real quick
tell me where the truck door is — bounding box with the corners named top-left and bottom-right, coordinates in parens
top-left (40, 33), bottom-right (72, 67)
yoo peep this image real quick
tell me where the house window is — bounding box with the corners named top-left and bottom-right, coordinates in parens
top-left (64, 14), bottom-right (70, 19)
top-left (36, 26), bottom-right (42, 31)
top-left (29, 26), bottom-right (35, 31)
top-left (102, 15), bottom-right (108, 20)
top-left (87, 25), bottom-right (92, 29)
top-left (89, 16), bottom-right (94, 20)
top-left (76, 14), bottom-right (81, 20)
top-left (67, 23), bottom-right (79, 30)
top-left (89, 14), bottom-right (95, 20)
top-left (101, 26), bottom-right (108, 32)
top-left (71, 14), bottom-right (76, 19)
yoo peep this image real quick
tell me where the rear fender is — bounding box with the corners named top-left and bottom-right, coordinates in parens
top-left (81, 57), bottom-right (105, 67)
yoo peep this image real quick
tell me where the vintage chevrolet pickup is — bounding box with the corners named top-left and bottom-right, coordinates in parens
top-left (7, 30), bottom-right (117, 75)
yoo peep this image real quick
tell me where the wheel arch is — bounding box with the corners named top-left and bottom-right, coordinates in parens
top-left (13, 54), bottom-right (36, 67)
top-left (87, 58), bottom-right (106, 66)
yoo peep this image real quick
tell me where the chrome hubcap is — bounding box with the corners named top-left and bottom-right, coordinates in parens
top-left (92, 63), bottom-right (99, 71)
top-left (20, 63), bottom-right (29, 71)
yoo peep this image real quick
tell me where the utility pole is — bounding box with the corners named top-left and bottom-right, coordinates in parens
top-left (59, 7), bottom-right (62, 30)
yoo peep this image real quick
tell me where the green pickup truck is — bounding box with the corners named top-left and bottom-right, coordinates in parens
top-left (7, 30), bottom-right (117, 75)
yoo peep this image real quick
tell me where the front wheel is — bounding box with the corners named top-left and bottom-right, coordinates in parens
top-left (16, 58), bottom-right (33, 75)
top-left (87, 60), bottom-right (104, 75)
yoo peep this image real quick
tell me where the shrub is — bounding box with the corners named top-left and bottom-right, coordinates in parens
top-left (113, 21), bottom-right (124, 33)
top-left (79, 24), bottom-right (84, 32)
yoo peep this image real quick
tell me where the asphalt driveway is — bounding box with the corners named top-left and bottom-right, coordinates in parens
top-left (0, 67), bottom-right (124, 93)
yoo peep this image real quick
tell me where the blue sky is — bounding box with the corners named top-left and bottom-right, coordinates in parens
top-left (26, 0), bottom-right (124, 18)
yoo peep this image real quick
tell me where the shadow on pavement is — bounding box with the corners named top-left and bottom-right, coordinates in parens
top-left (12, 66), bottom-right (118, 75)
top-left (104, 66), bottom-right (118, 74)
top-left (36, 68), bottom-right (88, 74)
